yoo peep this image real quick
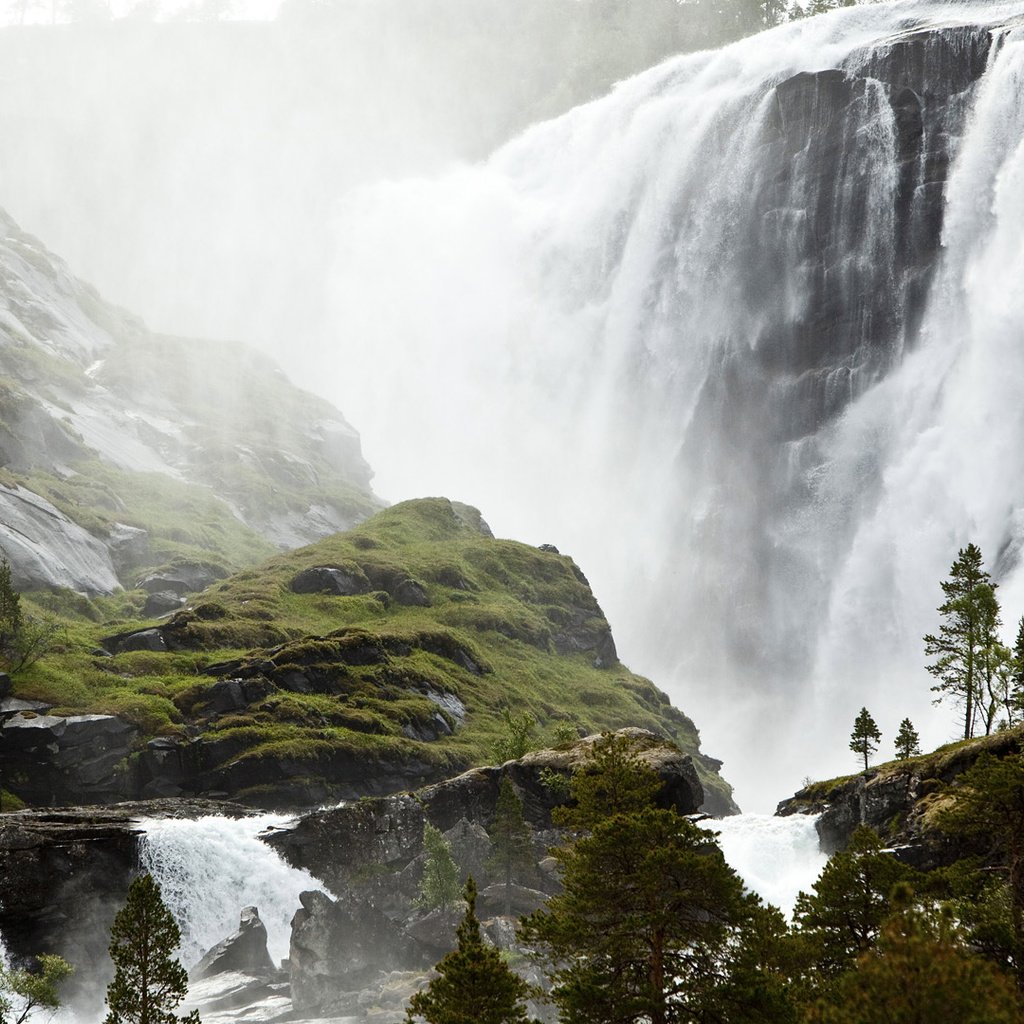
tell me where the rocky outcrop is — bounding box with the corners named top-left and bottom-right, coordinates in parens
top-left (0, 712), bottom-right (138, 805)
top-left (0, 207), bottom-right (379, 596)
top-left (777, 727), bottom-right (1024, 867)
top-left (192, 906), bottom-right (276, 980)
top-left (266, 729), bottom-right (703, 895)
top-left (0, 484), bottom-right (120, 595)
top-left (289, 889), bottom-right (429, 1013)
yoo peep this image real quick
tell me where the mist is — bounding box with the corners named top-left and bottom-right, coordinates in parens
top-left (4, 0), bottom-right (1023, 811)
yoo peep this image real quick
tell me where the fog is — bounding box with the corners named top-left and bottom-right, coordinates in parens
top-left (4, 0), bottom-right (1022, 811)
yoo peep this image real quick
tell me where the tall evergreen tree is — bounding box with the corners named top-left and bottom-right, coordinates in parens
top-left (894, 718), bottom-right (921, 760)
top-left (924, 544), bottom-right (997, 740)
top-left (520, 739), bottom-right (751, 1024)
top-left (104, 873), bottom-right (199, 1024)
top-left (405, 877), bottom-right (535, 1024)
top-left (849, 708), bottom-right (881, 772)
top-left (486, 777), bottom-right (535, 916)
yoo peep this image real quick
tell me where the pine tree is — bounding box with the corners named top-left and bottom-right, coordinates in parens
top-left (924, 544), bottom-right (997, 740)
top-left (807, 890), bottom-right (1023, 1024)
top-left (417, 824), bottom-right (462, 913)
top-left (937, 753), bottom-right (1024, 970)
top-left (894, 719), bottom-right (921, 760)
top-left (849, 708), bottom-right (881, 772)
top-left (103, 874), bottom-right (200, 1024)
top-left (486, 777), bottom-right (535, 916)
top-left (520, 740), bottom-right (751, 1024)
top-left (793, 825), bottom-right (917, 978)
top-left (553, 731), bottom-right (662, 830)
top-left (405, 877), bottom-right (535, 1024)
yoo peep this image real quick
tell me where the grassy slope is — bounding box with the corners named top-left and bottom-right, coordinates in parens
top-left (13, 498), bottom-right (733, 809)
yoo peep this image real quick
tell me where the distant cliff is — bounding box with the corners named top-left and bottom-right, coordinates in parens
top-left (0, 207), bottom-right (379, 596)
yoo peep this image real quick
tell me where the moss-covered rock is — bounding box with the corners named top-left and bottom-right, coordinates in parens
top-left (5, 498), bottom-right (735, 813)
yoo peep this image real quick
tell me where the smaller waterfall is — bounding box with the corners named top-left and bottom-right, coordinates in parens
top-left (702, 813), bottom-right (826, 917)
top-left (139, 815), bottom-right (322, 968)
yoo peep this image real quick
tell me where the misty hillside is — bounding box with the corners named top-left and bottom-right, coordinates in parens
top-left (1, 496), bottom-right (735, 815)
top-left (0, 206), bottom-right (378, 595)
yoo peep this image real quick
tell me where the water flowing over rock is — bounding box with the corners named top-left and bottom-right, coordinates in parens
top-left (324, 1), bottom-right (1024, 805)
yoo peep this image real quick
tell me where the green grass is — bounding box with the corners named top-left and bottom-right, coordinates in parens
top-left (9, 497), bottom-right (732, 810)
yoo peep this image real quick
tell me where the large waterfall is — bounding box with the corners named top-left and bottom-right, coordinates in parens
top-left (318, 1), bottom-right (1024, 808)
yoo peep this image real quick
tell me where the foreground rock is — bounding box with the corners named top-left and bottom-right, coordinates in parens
top-left (267, 729), bottom-right (703, 1016)
top-left (193, 906), bottom-right (276, 980)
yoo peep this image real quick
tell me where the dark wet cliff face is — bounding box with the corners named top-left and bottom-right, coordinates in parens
top-left (663, 24), bottom-right (996, 683)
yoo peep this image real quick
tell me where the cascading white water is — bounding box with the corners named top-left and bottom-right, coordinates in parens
top-left (320, 1), bottom-right (1024, 809)
top-left (703, 813), bottom-right (827, 917)
top-left (138, 815), bottom-right (322, 968)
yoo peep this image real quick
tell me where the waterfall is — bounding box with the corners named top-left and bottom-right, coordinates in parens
top-left (138, 815), bottom-right (321, 968)
top-left (703, 814), bottom-right (827, 917)
top-left (319, 1), bottom-right (1024, 808)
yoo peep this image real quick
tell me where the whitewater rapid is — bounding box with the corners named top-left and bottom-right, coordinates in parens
top-left (139, 815), bottom-right (320, 968)
top-left (320, 1), bottom-right (1024, 809)
top-left (136, 810), bottom-right (824, 972)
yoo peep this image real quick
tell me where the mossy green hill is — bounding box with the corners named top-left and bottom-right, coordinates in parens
top-left (8, 498), bottom-right (735, 814)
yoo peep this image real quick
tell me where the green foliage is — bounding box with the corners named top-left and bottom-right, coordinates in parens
top-left (521, 736), bottom-right (751, 1024)
top-left (893, 718), bottom-right (920, 761)
top-left (553, 732), bottom-right (663, 830)
top-left (405, 877), bottom-right (535, 1024)
top-left (418, 824), bottom-right (462, 913)
top-left (924, 544), bottom-right (999, 740)
top-left (793, 825), bottom-right (917, 978)
top-left (103, 873), bottom-right (200, 1024)
top-left (0, 559), bottom-right (61, 676)
top-left (521, 806), bottom-right (751, 1024)
top-left (487, 778), bottom-right (535, 914)
top-left (491, 708), bottom-right (536, 763)
top-left (849, 708), bottom-right (881, 772)
top-left (0, 954), bottom-right (73, 1024)
top-left (806, 891), bottom-right (1023, 1024)
top-left (937, 752), bottom-right (1024, 965)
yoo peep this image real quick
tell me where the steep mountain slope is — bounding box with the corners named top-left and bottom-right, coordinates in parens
top-left (3, 498), bottom-right (735, 814)
top-left (0, 207), bottom-right (378, 595)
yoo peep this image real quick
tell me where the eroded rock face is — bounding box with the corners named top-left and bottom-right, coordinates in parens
top-left (0, 484), bottom-right (120, 595)
top-left (192, 906), bottom-right (276, 979)
top-left (266, 729), bottom-right (703, 896)
top-left (0, 713), bottom-right (138, 805)
top-left (289, 889), bottom-right (428, 1013)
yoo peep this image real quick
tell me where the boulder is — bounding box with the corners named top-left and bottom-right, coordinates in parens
top-left (108, 522), bottom-right (150, 575)
top-left (289, 889), bottom-right (428, 1012)
top-left (290, 566), bottom-right (369, 596)
top-left (143, 590), bottom-right (185, 617)
top-left (0, 713), bottom-right (138, 805)
top-left (403, 907), bottom-right (463, 955)
top-left (103, 627), bottom-right (168, 654)
top-left (135, 561), bottom-right (228, 596)
top-left (477, 882), bottom-right (548, 918)
top-left (392, 579), bottom-right (430, 607)
top-left (192, 906), bottom-right (276, 979)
